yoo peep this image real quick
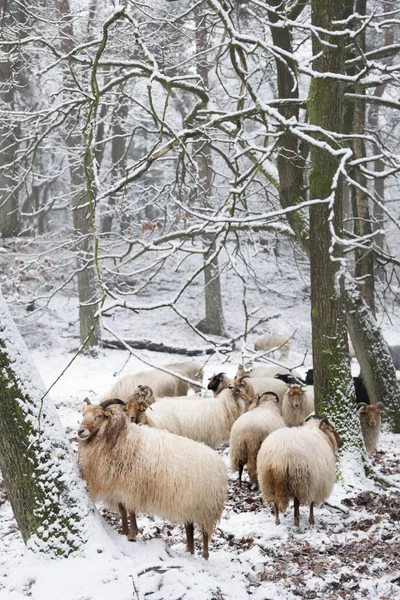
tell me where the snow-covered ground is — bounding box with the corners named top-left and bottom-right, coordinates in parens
top-left (0, 241), bottom-right (399, 600)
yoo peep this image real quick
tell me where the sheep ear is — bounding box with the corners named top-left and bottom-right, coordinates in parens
top-left (104, 409), bottom-right (112, 418)
top-left (319, 418), bottom-right (330, 431)
top-left (83, 397), bottom-right (91, 406)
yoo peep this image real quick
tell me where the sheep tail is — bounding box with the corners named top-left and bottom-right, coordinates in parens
top-left (265, 466), bottom-right (290, 513)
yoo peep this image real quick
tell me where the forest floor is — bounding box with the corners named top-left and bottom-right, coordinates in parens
top-left (0, 240), bottom-right (399, 599)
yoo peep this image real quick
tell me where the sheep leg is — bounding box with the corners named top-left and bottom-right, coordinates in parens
top-left (128, 511), bottom-right (139, 541)
top-left (185, 522), bottom-right (195, 555)
top-left (247, 457), bottom-right (258, 488)
top-left (238, 463), bottom-right (244, 488)
top-left (202, 530), bottom-right (209, 560)
top-left (309, 502), bottom-right (315, 526)
top-left (118, 503), bottom-right (129, 536)
top-left (273, 503), bottom-right (280, 525)
top-left (294, 497), bottom-right (300, 527)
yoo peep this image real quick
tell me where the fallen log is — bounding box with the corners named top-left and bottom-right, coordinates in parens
top-left (102, 338), bottom-right (232, 356)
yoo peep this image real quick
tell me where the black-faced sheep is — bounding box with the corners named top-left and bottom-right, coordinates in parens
top-left (207, 374), bottom-right (255, 401)
top-left (281, 384), bottom-right (315, 427)
top-left (101, 361), bottom-right (204, 403)
top-left (257, 416), bottom-right (343, 527)
top-left (229, 392), bottom-right (285, 487)
top-left (305, 370), bottom-right (370, 405)
top-left (209, 372), bottom-right (288, 403)
top-left (126, 384), bottom-right (250, 448)
top-left (78, 404), bottom-right (227, 559)
top-left (274, 373), bottom-right (306, 386)
top-left (358, 402), bottom-right (386, 455)
top-left (254, 334), bottom-right (290, 359)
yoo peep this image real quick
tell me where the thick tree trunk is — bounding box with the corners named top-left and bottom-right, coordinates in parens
top-left (0, 292), bottom-right (96, 555)
top-left (308, 0), bottom-right (365, 452)
top-left (194, 10), bottom-right (226, 337)
top-left (345, 283), bottom-right (400, 433)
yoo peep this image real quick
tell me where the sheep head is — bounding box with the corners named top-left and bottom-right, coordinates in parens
top-left (78, 404), bottom-right (127, 443)
top-left (227, 382), bottom-right (252, 408)
top-left (358, 402), bottom-right (386, 427)
top-left (286, 385), bottom-right (304, 409)
top-left (127, 385), bottom-right (155, 405)
top-left (78, 405), bottom-right (113, 441)
top-left (124, 400), bottom-right (151, 424)
top-left (207, 373), bottom-right (227, 393)
top-left (319, 417), bottom-right (343, 452)
top-left (249, 391), bottom-right (279, 411)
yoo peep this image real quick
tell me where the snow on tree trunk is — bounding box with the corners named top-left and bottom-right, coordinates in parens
top-left (0, 292), bottom-right (97, 556)
top-left (194, 8), bottom-right (227, 337)
top-left (0, 0), bottom-right (20, 238)
top-left (345, 282), bottom-right (400, 433)
top-left (308, 0), bottom-right (366, 460)
top-left (55, 0), bottom-right (102, 354)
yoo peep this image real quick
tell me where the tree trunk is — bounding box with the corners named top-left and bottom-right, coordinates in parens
top-left (349, 0), bottom-right (375, 314)
top-left (368, 1), bottom-right (394, 256)
top-left (0, 292), bottom-right (96, 555)
top-left (308, 0), bottom-right (365, 452)
top-left (194, 9), bottom-right (226, 337)
top-left (266, 1), bottom-right (308, 248)
top-left (55, 0), bottom-right (102, 352)
top-left (101, 93), bottom-right (128, 234)
top-left (0, 0), bottom-right (20, 238)
top-left (346, 285), bottom-right (400, 432)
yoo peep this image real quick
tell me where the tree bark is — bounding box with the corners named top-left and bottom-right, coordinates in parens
top-left (266, 1), bottom-right (308, 248)
top-left (55, 0), bottom-right (102, 353)
top-left (308, 0), bottom-right (365, 451)
top-left (348, 0), bottom-right (375, 314)
top-left (0, 0), bottom-right (20, 237)
top-left (0, 292), bottom-right (96, 555)
top-left (194, 9), bottom-right (227, 337)
top-left (345, 282), bottom-right (400, 432)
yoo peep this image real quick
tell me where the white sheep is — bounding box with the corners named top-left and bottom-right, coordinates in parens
top-left (281, 384), bottom-right (315, 427)
top-left (236, 363), bottom-right (291, 379)
top-left (254, 334), bottom-right (290, 359)
top-left (124, 397), bottom-right (183, 436)
top-left (78, 404), bottom-right (227, 559)
top-left (229, 392), bottom-right (285, 487)
top-left (126, 385), bottom-right (250, 448)
top-left (101, 360), bottom-right (203, 403)
top-left (358, 402), bottom-right (386, 455)
top-left (257, 416), bottom-right (343, 526)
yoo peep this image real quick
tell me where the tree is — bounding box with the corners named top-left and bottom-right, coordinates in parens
top-left (194, 7), bottom-right (227, 337)
top-left (0, 0), bottom-right (21, 237)
top-left (0, 290), bottom-right (96, 555)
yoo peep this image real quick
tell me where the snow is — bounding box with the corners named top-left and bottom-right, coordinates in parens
top-left (0, 245), bottom-right (399, 599)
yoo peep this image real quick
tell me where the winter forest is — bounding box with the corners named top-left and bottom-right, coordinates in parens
top-left (0, 0), bottom-right (400, 598)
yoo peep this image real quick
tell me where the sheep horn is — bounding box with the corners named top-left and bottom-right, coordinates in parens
top-left (100, 398), bottom-right (126, 409)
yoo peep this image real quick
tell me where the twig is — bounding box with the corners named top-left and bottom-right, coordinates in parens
top-left (130, 574), bottom-right (141, 600)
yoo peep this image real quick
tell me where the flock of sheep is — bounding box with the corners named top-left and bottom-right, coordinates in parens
top-left (77, 342), bottom-right (386, 560)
